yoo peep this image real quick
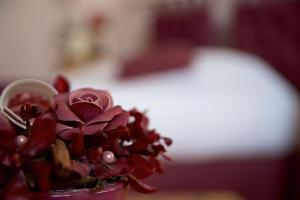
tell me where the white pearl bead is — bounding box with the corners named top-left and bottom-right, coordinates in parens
top-left (16, 135), bottom-right (28, 147)
top-left (102, 151), bottom-right (115, 164)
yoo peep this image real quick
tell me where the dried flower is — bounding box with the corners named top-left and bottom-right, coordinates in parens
top-left (0, 77), bottom-right (172, 198)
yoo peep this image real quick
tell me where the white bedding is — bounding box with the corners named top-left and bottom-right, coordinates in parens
top-left (67, 47), bottom-right (299, 160)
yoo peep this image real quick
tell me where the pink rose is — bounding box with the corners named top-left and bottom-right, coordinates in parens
top-left (54, 88), bottom-right (129, 140)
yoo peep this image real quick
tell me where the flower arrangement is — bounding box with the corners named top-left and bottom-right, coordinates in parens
top-left (0, 76), bottom-right (172, 200)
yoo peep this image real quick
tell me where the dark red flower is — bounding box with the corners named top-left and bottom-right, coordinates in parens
top-left (20, 103), bottom-right (41, 122)
top-left (0, 78), bottom-right (173, 196)
top-left (8, 92), bottom-right (51, 118)
top-left (89, 110), bottom-right (172, 193)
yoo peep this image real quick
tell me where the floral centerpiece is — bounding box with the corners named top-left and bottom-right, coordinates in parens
top-left (0, 76), bottom-right (172, 200)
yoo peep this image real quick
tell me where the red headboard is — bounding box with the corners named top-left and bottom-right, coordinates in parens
top-left (234, 1), bottom-right (300, 91)
top-left (153, 5), bottom-right (213, 46)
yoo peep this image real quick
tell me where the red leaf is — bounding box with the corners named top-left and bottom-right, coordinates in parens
top-left (3, 171), bottom-right (32, 200)
top-left (152, 144), bottom-right (166, 156)
top-left (29, 161), bottom-right (52, 192)
top-left (128, 175), bottom-right (157, 193)
top-left (149, 156), bottom-right (164, 174)
top-left (104, 110), bottom-right (129, 131)
top-left (161, 153), bottom-right (173, 161)
top-left (148, 131), bottom-right (160, 142)
top-left (129, 110), bottom-right (149, 128)
top-left (106, 158), bottom-right (134, 178)
top-left (53, 75), bottom-right (70, 93)
top-left (94, 158), bottom-right (133, 180)
top-left (69, 130), bottom-right (85, 157)
top-left (128, 137), bottom-right (152, 154)
top-left (23, 113), bottom-right (56, 156)
top-left (83, 123), bottom-right (107, 135)
top-left (87, 106), bottom-right (123, 125)
top-left (88, 149), bottom-right (102, 163)
top-left (93, 163), bottom-right (108, 180)
top-left (128, 155), bottom-right (155, 179)
top-left (101, 127), bottom-right (129, 153)
top-left (71, 161), bottom-right (91, 178)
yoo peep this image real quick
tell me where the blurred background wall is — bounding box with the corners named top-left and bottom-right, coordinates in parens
top-left (0, 0), bottom-right (291, 80)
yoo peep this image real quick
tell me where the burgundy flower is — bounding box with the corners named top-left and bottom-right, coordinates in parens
top-left (54, 88), bottom-right (129, 156)
top-left (88, 110), bottom-right (172, 193)
top-left (0, 78), bottom-right (173, 197)
top-left (54, 88), bottom-right (129, 135)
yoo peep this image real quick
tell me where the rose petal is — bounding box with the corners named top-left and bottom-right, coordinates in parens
top-left (87, 106), bottom-right (123, 125)
top-left (128, 155), bottom-right (155, 179)
top-left (58, 127), bottom-right (80, 141)
top-left (23, 113), bottom-right (56, 156)
top-left (104, 110), bottom-right (129, 131)
top-left (69, 88), bottom-right (113, 111)
top-left (56, 122), bottom-right (74, 133)
top-left (71, 161), bottom-right (91, 178)
top-left (54, 94), bottom-right (83, 124)
top-left (128, 175), bottom-right (157, 193)
top-left (83, 123), bottom-right (107, 135)
top-left (70, 102), bottom-right (103, 123)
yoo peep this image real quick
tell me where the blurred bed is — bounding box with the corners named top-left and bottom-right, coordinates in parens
top-left (65, 47), bottom-right (299, 200)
